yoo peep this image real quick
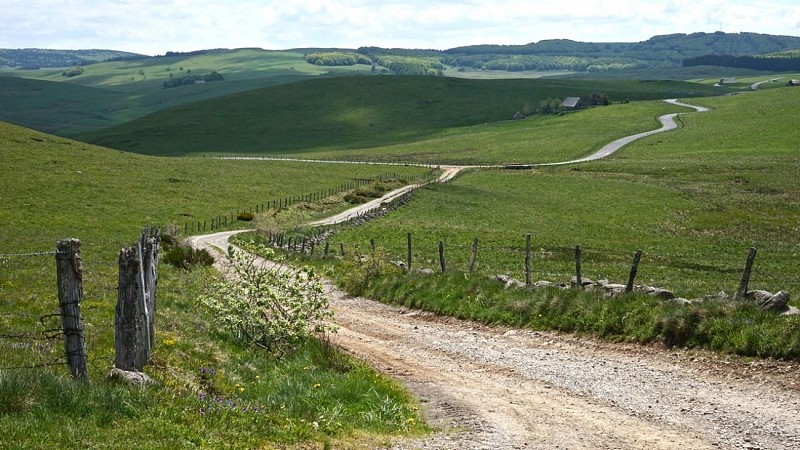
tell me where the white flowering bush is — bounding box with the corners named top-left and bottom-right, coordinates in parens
top-left (200, 242), bottom-right (332, 357)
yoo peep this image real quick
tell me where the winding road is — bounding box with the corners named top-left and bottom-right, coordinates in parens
top-left (189, 97), bottom-right (800, 449)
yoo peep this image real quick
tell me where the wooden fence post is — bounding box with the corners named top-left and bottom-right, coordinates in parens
top-left (324, 241), bottom-right (330, 257)
top-left (468, 238), bottom-right (479, 273)
top-left (340, 243), bottom-right (345, 257)
top-left (56, 239), bottom-right (88, 382)
top-left (735, 247), bottom-right (758, 300)
top-left (575, 245), bottom-right (583, 287)
top-left (625, 250), bottom-right (643, 293)
top-left (115, 228), bottom-right (160, 372)
top-left (439, 241), bottom-right (446, 274)
top-left (370, 239), bottom-right (376, 253)
top-left (407, 232), bottom-right (412, 271)
top-left (525, 234), bottom-right (532, 286)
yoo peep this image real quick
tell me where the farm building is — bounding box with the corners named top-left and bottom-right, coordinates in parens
top-left (562, 97), bottom-right (582, 110)
top-left (787, 79), bottom-right (800, 87)
top-left (719, 78), bottom-right (737, 84)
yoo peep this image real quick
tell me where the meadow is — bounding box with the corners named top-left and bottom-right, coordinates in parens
top-left (0, 122), bottom-right (430, 448)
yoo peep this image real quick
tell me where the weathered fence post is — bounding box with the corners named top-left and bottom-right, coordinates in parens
top-left (625, 249), bottom-right (643, 293)
top-left (469, 238), bottom-right (479, 274)
top-left (525, 234), bottom-right (532, 286)
top-left (115, 227), bottom-right (160, 372)
top-left (340, 243), bottom-right (345, 257)
top-left (734, 247), bottom-right (758, 300)
top-left (439, 241), bottom-right (446, 274)
top-left (575, 245), bottom-right (583, 287)
top-left (407, 232), bottom-right (412, 271)
top-left (370, 239), bottom-right (376, 253)
top-left (56, 239), bottom-right (88, 382)
top-left (324, 241), bottom-right (330, 257)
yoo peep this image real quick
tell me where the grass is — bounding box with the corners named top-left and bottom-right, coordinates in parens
top-left (0, 122), bottom-right (430, 447)
top-left (77, 76), bottom-right (727, 156)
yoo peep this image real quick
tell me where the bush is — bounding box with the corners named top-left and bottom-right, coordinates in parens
top-left (237, 212), bottom-right (254, 221)
top-left (336, 248), bottom-right (398, 297)
top-left (200, 243), bottom-right (332, 357)
top-left (163, 244), bottom-right (215, 270)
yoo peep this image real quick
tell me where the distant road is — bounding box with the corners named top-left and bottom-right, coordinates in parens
top-left (535, 99), bottom-right (707, 166)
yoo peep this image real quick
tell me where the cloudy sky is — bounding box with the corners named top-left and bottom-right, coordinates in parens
top-left (3, 0), bottom-right (799, 55)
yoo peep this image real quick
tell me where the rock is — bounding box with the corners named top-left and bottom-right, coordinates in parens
top-left (534, 280), bottom-right (553, 288)
top-left (759, 291), bottom-right (789, 312)
top-left (746, 290), bottom-right (773, 302)
top-left (649, 288), bottom-right (675, 300)
top-left (597, 279), bottom-right (610, 287)
top-left (108, 368), bottom-right (155, 386)
top-left (392, 260), bottom-right (407, 269)
top-left (669, 297), bottom-right (692, 306)
top-left (571, 276), bottom-right (596, 287)
top-left (781, 306), bottom-right (800, 316)
top-left (505, 278), bottom-right (526, 289)
top-left (603, 283), bottom-right (626, 291)
top-left (418, 268), bottom-right (435, 275)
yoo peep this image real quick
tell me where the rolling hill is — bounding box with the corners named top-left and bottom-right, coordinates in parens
top-left (77, 76), bottom-right (726, 156)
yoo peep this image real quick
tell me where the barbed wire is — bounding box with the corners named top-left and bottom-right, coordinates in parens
top-left (0, 250), bottom-right (65, 258)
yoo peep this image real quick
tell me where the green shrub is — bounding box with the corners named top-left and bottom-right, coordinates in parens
top-left (237, 212), bottom-right (254, 221)
top-left (163, 244), bottom-right (215, 270)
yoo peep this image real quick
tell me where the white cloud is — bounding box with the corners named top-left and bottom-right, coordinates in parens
top-left (0, 0), bottom-right (798, 54)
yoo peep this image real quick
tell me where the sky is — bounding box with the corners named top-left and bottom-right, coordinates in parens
top-left (3, 0), bottom-right (800, 55)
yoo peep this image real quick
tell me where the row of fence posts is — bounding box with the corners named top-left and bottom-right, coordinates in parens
top-left (54, 228), bottom-right (160, 381)
top-left (179, 172), bottom-right (420, 235)
top-left (410, 234), bottom-right (758, 293)
top-left (285, 232), bottom-right (761, 297)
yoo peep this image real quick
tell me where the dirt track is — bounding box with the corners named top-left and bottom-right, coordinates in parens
top-left (188, 231), bottom-right (800, 450)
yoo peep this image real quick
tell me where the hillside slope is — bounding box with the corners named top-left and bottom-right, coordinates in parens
top-left (78, 76), bottom-right (724, 155)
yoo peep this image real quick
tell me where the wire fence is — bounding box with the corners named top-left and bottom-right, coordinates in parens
top-left (0, 248), bottom-right (117, 375)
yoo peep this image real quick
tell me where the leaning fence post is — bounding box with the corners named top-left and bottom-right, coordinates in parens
top-left (625, 249), bottom-right (643, 293)
top-left (525, 234), bottom-right (532, 286)
top-left (56, 239), bottom-right (88, 382)
top-left (439, 241), bottom-right (446, 274)
top-left (469, 238), bottom-right (479, 273)
top-left (575, 245), bottom-right (583, 287)
top-left (734, 247), bottom-right (758, 300)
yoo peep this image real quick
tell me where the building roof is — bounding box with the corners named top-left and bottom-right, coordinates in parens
top-left (562, 97), bottom-right (581, 108)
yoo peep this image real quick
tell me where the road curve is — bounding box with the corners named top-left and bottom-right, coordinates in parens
top-left (536, 99), bottom-right (707, 167)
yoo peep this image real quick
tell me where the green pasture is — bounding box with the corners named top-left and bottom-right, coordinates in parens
top-left (323, 86), bottom-right (800, 299)
top-left (0, 122), bottom-right (429, 447)
top-left (79, 76), bottom-right (726, 156)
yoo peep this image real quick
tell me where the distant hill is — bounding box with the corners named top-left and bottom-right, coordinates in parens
top-left (444, 32), bottom-right (800, 65)
top-left (0, 48), bottom-right (145, 69)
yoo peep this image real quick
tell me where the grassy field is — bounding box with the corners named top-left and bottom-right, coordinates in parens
top-left (318, 86), bottom-right (800, 301)
top-left (79, 76), bottom-right (727, 156)
top-left (0, 122), bottom-right (430, 448)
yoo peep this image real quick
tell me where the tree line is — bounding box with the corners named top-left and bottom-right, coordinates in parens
top-left (682, 54), bottom-right (800, 72)
top-left (162, 71), bottom-right (224, 88)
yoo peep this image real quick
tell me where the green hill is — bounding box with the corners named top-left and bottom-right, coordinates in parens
top-left (78, 75), bottom-right (725, 156)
